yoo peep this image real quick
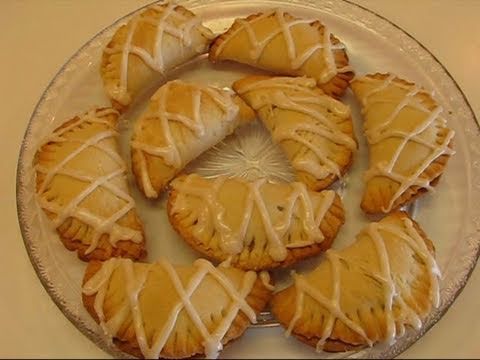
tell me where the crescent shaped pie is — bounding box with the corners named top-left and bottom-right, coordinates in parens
top-left (82, 257), bottom-right (272, 359)
top-left (101, 3), bottom-right (214, 112)
top-left (131, 80), bottom-right (255, 199)
top-left (271, 211), bottom-right (440, 352)
top-left (34, 108), bottom-right (145, 261)
top-left (350, 73), bottom-right (455, 214)
top-left (209, 10), bottom-right (354, 98)
top-left (233, 75), bottom-right (357, 191)
top-left (167, 174), bottom-right (345, 270)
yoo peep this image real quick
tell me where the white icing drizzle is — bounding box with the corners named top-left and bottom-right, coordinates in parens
top-left (82, 258), bottom-right (121, 337)
top-left (105, 3), bottom-right (213, 105)
top-left (286, 216), bottom-right (441, 350)
top-left (219, 256), bottom-right (233, 268)
top-left (131, 81), bottom-right (239, 198)
top-left (171, 174), bottom-right (336, 262)
top-left (83, 257), bottom-right (258, 359)
top-left (235, 77), bottom-right (355, 180)
top-left (214, 10), bottom-right (351, 83)
top-left (36, 109), bottom-right (142, 254)
top-left (259, 271), bottom-right (275, 291)
top-left (216, 9), bottom-right (352, 83)
top-left (356, 74), bottom-right (455, 212)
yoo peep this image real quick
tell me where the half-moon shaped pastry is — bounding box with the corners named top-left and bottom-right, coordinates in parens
top-left (167, 174), bottom-right (345, 270)
top-left (82, 257), bottom-right (272, 359)
top-left (271, 211), bottom-right (440, 352)
top-left (210, 10), bottom-right (354, 98)
top-left (102, 3), bottom-right (214, 112)
top-left (34, 108), bottom-right (145, 261)
top-left (351, 73), bottom-right (455, 214)
top-left (131, 80), bottom-right (255, 199)
top-left (233, 75), bottom-right (357, 191)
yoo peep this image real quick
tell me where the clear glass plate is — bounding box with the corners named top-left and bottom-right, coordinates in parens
top-left (16, 0), bottom-right (480, 358)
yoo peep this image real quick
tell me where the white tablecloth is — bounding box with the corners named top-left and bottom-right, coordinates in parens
top-left (2, 0), bottom-right (479, 357)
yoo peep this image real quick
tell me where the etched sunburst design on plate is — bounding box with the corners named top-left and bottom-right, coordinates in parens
top-left (187, 121), bottom-right (295, 182)
top-left (187, 118), bottom-right (416, 216)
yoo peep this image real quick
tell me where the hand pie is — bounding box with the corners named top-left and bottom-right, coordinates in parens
top-left (131, 80), bottom-right (255, 199)
top-left (209, 10), bottom-right (354, 98)
top-left (351, 73), bottom-right (455, 214)
top-left (82, 257), bottom-right (272, 359)
top-left (167, 174), bottom-right (345, 270)
top-left (271, 211), bottom-right (440, 352)
top-left (34, 108), bottom-right (145, 261)
top-left (102, 3), bottom-right (214, 112)
top-left (233, 75), bottom-right (357, 191)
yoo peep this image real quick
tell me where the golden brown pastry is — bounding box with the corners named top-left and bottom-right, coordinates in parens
top-left (233, 75), bottom-right (357, 191)
top-left (210, 10), bottom-right (354, 98)
top-left (351, 73), bottom-right (455, 214)
top-left (82, 257), bottom-right (272, 359)
top-left (131, 80), bottom-right (255, 199)
top-left (34, 108), bottom-right (145, 261)
top-left (167, 174), bottom-right (345, 271)
top-left (102, 3), bottom-right (214, 111)
top-left (271, 211), bottom-right (440, 352)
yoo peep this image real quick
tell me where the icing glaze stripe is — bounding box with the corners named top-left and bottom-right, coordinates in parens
top-left (105, 3), bottom-right (213, 104)
top-left (82, 258), bottom-right (258, 359)
top-left (36, 109), bottom-right (142, 254)
top-left (171, 174), bottom-right (336, 262)
top-left (235, 77), bottom-right (355, 180)
top-left (131, 81), bottom-right (239, 198)
top-left (286, 216), bottom-right (441, 350)
top-left (214, 10), bottom-right (350, 83)
top-left (356, 75), bottom-right (455, 212)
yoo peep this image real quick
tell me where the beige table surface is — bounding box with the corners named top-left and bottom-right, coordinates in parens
top-left (2, 0), bottom-right (479, 358)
